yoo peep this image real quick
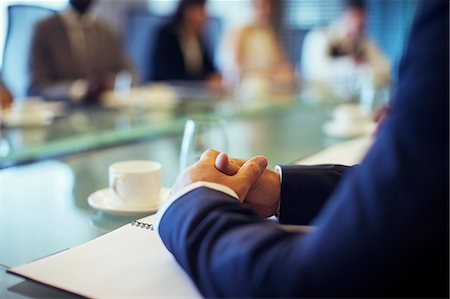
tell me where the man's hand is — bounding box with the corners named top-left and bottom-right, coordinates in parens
top-left (171, 149), bottom-right (268, 201)
top-left (215, 152), bottom-right (281, 218)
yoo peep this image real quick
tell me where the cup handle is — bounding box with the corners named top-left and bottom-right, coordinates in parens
top-left (112, 175), bottom-right (124, 198)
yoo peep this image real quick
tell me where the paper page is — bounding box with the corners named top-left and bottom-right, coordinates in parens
top-left (9, 215), bottom-right (201, 298)
top-left (297, 136), bottom-right (373, 166)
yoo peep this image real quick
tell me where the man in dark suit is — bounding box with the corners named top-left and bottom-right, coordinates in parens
top-left (155, 1), bottom-right (448, 297)
top-left (28, 0), bottom-right (135, 103)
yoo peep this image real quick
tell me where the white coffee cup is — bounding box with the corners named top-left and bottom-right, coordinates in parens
top-left (108, 160), bottom-right (161, 208)
top-left (332, 104), bottom-right (368, 127)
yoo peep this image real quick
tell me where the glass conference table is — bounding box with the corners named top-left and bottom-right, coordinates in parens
top-left (0, 90), bottom-right (343, 298)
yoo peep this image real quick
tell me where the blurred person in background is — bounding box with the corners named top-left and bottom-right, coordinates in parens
top-left (301, 0), bottom-right (390, 100)
top-left (28, 0), bottom-right (136, 103)
top-left (151, 0), bottom-right (221, 87)
top-left (222, 0), bottom-right (297, 94)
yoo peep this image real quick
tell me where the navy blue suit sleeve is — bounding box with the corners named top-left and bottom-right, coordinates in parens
top-left (278, 164), bottom-right (350, 225)
top-left (159, 1), bottom-right (449, 297)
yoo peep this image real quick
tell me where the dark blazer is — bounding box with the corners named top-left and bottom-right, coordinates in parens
top-left (28, 13), bottom-right (134, 101)
top-left (159, 1), bottom-right (449, 297)
top-left (151, 23), bottom-right (216, 81)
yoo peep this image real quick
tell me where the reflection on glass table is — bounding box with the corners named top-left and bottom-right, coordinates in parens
top-left (0, 83), bottom-right (303, 168)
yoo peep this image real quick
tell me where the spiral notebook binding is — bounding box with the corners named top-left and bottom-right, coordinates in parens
top-left (131, 220), bottom-right (154, 230)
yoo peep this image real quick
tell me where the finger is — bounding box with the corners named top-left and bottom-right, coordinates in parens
top-left (215, 152), bottom-right (240, 175)
top-left (228, 157), bottom-right (246, 167)
top-left (236, 156), bottom-right (268, 197)
top-left (200, 149), bottom-right (220, 161)
top-left (238, 156), bottom-right (268, 182)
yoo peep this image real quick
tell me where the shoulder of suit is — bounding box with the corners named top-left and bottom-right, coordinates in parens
top-left (155, 22), bottom-right (180, 41)
top-left (34, 13), bottom-right (62, 31)
top-left (159, 22), bottom-right (178, 34)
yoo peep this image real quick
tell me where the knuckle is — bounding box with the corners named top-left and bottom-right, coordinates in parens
top-left (200, 149), bottom-right (218, 159)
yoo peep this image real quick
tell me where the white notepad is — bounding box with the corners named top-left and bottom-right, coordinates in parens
top-left (297, 136), bottom-right (373, 165)
top-left (8, 215), bottom-right (202, 298)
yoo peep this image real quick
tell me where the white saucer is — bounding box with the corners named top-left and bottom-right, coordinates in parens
top-left (88, 187), bottom-right (170, 216)
top-left (322, 121), bottom-right (376, 138)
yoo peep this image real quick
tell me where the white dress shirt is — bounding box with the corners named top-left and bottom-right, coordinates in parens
top-left (301, 26), bottom-right (391, 94)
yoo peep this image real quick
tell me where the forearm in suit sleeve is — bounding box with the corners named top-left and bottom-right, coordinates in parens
top-left (159, 188), bottom-right (307, 298)
top-left (278, 164), bottom-right (351, 225)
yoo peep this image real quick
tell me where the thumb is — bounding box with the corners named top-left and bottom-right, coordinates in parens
top-left (215, 152), bottom-right (240, 175)
top-left (236, 156), bottom-right (267, 196)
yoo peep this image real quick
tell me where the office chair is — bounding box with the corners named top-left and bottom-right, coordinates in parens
top-left (280, 27), bottom-right (310, 71)
top-left (2, 5), bottom-right (55, 98)
top-left (202, 17), bottom-right (222, 67)
top-left (125, 13), bottom-right (167, 84)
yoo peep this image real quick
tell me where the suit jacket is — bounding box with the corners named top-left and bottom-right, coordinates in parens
top-left (27, 12), bottom-right (134, 101)
top-left (159, 1), bottom-right (449, 297)
top-left (151, 23), bottom-right (216, 81)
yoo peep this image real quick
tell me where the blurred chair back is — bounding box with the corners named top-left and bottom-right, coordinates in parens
top-left (125, 12), bottom-right (222, 83)
top-left (203, 17), bottom-right (222, 66)
top-left (125, 12), bottom-right (167, 83)
top-left (281, 28), bottom-right (310, 72)
top-left (2, 5), bottom-right (55, 98)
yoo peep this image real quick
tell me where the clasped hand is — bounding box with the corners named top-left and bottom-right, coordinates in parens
top-left (171, 149), bottom-right (280, 217)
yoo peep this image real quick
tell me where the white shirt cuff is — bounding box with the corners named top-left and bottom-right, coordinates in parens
top-left (154, 181), bottom-right (239, 232)
top-left (274, 165), bottom-right (283, 215)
